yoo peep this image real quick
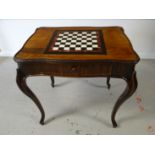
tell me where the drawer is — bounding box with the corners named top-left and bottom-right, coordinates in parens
top-left (59, 62), bottom-right (112, 77)
top-left (19, 61), bottom-right (112, 77)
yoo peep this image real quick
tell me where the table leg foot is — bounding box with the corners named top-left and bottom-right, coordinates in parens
top-left (111, 71), bottom-right (138, 128)
top-left (40, 119), bottom-right (45, 125)
top-left (112, 120), bottom-right (117, 128)
top-left (50, 76), bottom-right (55, 88)
top-left (16, 69), bottom-right (45, 125)
top-left (107, 77), bottom-right (111, 89)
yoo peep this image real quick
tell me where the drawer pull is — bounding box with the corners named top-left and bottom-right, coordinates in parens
top-left (71, 66), bottom-right (78, 72)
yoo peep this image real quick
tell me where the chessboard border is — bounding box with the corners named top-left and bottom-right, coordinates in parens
top-left (44, 30), bottom-right (107, 55)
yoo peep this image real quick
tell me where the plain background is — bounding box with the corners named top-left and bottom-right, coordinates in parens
top-left (0, 19), bottom-right (155, 58)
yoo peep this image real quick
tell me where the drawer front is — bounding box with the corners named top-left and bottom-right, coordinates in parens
top-left (18, 61), bottom-right (135, 78)
top-left (60, 63), bottom-right (112, 77)
top-left (19, 61), bottom-right (112, 77)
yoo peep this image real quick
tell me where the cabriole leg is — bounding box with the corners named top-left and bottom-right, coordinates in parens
top-left (16, 69), bottom-right (45, 125)
top-left (111, 71), bottom-right (138, 127)
top-left (107, 76), bottom-right (111, 89)
top-left (50, 76), bottom-right (55, 88)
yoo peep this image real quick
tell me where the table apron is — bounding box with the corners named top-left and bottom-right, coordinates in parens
top-left (17, 61), bottom-right (135, 78)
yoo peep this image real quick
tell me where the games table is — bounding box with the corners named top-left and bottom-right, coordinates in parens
top-left (14, 26), bottom-right (140, 127)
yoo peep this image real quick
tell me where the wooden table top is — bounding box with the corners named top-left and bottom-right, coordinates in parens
top-left (14, 26), bottom-right (140, 63)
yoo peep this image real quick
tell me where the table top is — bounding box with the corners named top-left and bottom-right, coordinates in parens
top-left (14, 26), bottom-right (140, 63)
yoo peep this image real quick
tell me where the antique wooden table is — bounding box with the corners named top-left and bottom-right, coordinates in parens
top-left (14, 26), bottom-right (140, 127)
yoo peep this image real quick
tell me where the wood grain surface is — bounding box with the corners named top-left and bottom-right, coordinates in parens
top-left (14, 26), bottom-right (140, 63)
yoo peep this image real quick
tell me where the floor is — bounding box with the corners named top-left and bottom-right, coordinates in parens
top-left (0, 57), bottom-right (155, 135)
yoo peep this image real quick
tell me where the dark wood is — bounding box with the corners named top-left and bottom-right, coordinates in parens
top-left (106, 77), bottom-right (111, 89)
top-left (14, 26), bottom-right (140, 127)
top-left (111, 71), bottom-right (138, 127)
top-left (16, 69), bottom-right (45, 124)
top-left (50, 76), bottom-right (55, 87)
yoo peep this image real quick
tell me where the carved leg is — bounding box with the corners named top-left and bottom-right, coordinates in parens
top-left (50, 76), bottom-right (55, 88)
top-left (111, 71), bottom-right (138, 128)
top-left (16, 69), bottom-right (45, 125)
top-left (106, 76), bottom-right (111, 89)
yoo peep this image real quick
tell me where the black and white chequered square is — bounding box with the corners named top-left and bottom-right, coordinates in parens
top-left (46, 30), bottom-right (106, 54)
top-left (53, 31), bottom-right (98, 51)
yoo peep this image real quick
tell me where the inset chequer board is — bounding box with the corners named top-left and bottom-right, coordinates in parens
top-left (45, 30), bottom-right (106, 54)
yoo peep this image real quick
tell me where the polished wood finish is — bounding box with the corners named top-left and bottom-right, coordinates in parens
top-left (14, 27), bottom-right (139, 63)
top-left (16, 69), bottom-right (45, 125)
top-left (106, 77), bottom-right (111, 89)
top-left (50, 76), bottom-right (55, 87)
top-left (14, 26), bottom-right (140, 127)
top-left (111, 71), bottom-right (138, 127)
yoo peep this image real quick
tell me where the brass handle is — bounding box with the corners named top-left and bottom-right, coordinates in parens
top-left (71, 66), bottom-right (78, 72)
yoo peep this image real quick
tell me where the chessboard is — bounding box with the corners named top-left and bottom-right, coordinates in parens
top-left (45, 30), bottom-right (106, 54)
